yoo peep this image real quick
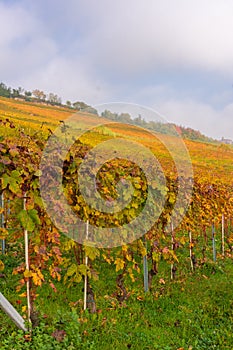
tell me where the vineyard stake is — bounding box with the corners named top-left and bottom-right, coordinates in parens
top-left (1, 192), bottom-right (5, 254)
top-left (171, 220), bottom-right (174, 280)
top-left (189, 231), bottom-right (194, 272)
top-left (143, 237), bottom-right (149, 292)
top-left (222, 213), bottom-right (225, 256)
top-left (23, 193), bottom-right (31, 325)
top-left (212, 223), bottom-right (216, 262)
top-left (84, 220), bottom-right (89, 311)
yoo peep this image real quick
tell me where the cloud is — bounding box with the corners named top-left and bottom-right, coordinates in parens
top-left (21, 56), bottom-right (112, 104)
top-left (0, 2), bottom-right (58, 83)
top-left (62, 0), bottom-right (233, 78)
top-left (0, 1), bottom-right (112, 103)
top-left (1, 0), bottom-right (233, 139)
top-left (156, 98), bottom-right (233, 140)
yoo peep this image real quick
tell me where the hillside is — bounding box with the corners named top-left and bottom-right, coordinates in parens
top-left (0, 96), bottom-right (233, 184)
top-left (0, 82), bottom-right (218, 144)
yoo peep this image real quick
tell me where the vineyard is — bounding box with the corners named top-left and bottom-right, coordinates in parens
top-left (1, 97), bottom-right (233, 349)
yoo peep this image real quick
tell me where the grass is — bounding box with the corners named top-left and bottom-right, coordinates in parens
top-left (1, 251), bottom-right (233, 349)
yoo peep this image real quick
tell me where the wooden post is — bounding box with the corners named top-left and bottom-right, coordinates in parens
top-left (84, 220), bottom-right (89, 311)
top-left (221, 213), bottom-right (225, 257)
top-left (143, 238), bottom-right (149, 292)
top-left (23, 193), bottom-right (31, 325)
top-left (189, 231), bottom-right (194, 272)
top-left (1, 192), bottom-right (5, 254)
top-left (212, 222), bottom-right (216, 262)
top-left (171, 221), bottom-right (174, 280)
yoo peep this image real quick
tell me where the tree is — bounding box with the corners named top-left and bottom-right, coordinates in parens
top-left (11, 89), bottom-right (20, 98)
top-left (47, 93), bottom-right (62, 105)
top-left (66, 100), bottom-right (72, 108)
top-left (0, 82), bottom-right (11, 98)
top-left (118, 113), bottom-right (132, 123)
top-left (72, 101), bottom-right (89, 111)
top-left (18, 87), bottom-right (24, 96)
top-left (101, 110), bottom-right (118, 120)
top-left (32, 89), bottom-right (46, 100)
top-left (85, 106), bottom-right (98, 115)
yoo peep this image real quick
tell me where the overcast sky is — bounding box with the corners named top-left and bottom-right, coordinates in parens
top-left (1, 0), bottom-right (233, 139)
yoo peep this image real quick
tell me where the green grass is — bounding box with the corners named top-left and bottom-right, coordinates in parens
top-left (1, 251), bottom-right (233, 350)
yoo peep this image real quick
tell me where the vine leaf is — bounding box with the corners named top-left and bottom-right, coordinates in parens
top-left (2, 170), bottom-right (22, 194)
top-left (84, 245), bottom-right (100, 260)
top-left (114, 258), bottom-right (125, 272)
top-left (17, 209), bottom-right (40, 231)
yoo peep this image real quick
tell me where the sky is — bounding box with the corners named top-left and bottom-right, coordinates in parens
top-left (0, 0), bottom-right (233, 139)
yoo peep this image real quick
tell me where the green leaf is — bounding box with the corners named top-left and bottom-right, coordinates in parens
top-left (73, 273), bottom-right (82, 283)
top-left (8, 178), bottom-right (20, 194)
top-left (11, 170), bottom-right (21, 179)
top-left (1, 172), bottom-right (22, 194)
top-left (78, 264), bottom-right (88, 276)
top-left (2, 174), bottom-right (10, 189)
top-left (18, 209), bottom-right (35, 231)
top-left (28, 209), bottom-right (41, 225)
top-left (84, 245), bottom-right (100, 260)
top-left (66, 263), bottom-right (78, 277)
top-left (152, 251), bottom-right (160, 263)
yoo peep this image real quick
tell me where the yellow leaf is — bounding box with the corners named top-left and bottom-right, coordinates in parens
top-left (23, 269), bottom-right (32, 278)
top-left (179, 236), bottom-right (187, 245)
top-left (114, 258), bottom-right (125, 272)
top-left (22, 305), bottom-right (27, 313)
top-left (0, 228), bottom-right (8, 239)
top-left (31, 269), bottom-right (44, 286)
top-left (126, 254), bottom-right (132, 262)
top-left (19, 292), bottom-right (27, 298)
top-left (102, 254), bottom-right (112, 264)
top-left (128, 267), bottom-right (135, 282)
top-left (0, 260), bottom-right (4, 272)
top-left (122, 245), bottom-right (128, 252)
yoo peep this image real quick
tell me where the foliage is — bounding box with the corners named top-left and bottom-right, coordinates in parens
top-left (0, 97), bottom-right (233, 349)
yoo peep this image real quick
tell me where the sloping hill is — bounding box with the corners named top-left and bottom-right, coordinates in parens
top-left (0, 96), bottom-right (233, 184)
